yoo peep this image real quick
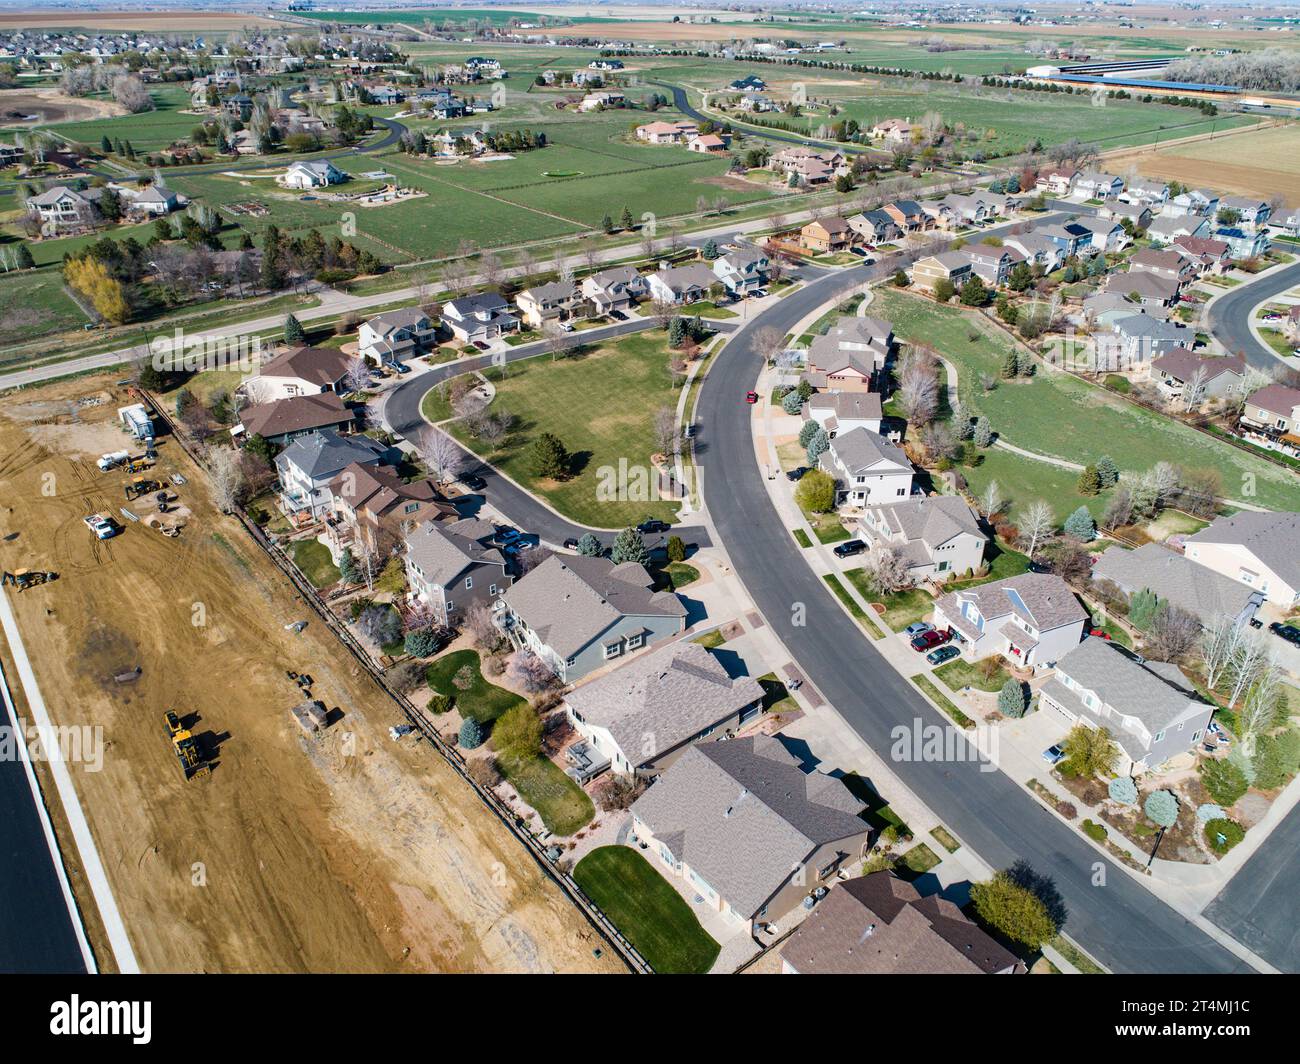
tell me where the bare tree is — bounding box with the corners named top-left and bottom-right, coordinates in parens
top-left (1181, 365), bottom-right (1209, 413)
top-left (869, 544), bottom-right (911, 594)
top-left (465, 600), bottom-right (507, 652)
top-left (898, 362), bottom-right (939, 426)
top-left (1226, 631), bottom-right (1271, 710)
top-left (541, 321), bottom-right (568, 362)
top-left (343, 356), bottom-right (371, 395)
top-left (1200, 614), bottom-right (1242, 692)
top-left (1018, 500), bottom-right (1054, 557)
top-left (1144, 604), bottom-right (1201, 663)
top-left (418, 426), bottom-right (464, 483)
top-left (1239, 663), bottom-right (1284, 759)
top-left (207, 446), bottom-right (245, 512)
top-left (979, 479), bottom-right (1003, 520)
top-left (753, 326), bottom-right (785, 366)
top-left (653, 405), bottom-right (678, 456)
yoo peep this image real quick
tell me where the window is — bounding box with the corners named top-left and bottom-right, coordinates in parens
top-left (489, 584), bottom-right (498, 596)
top-left (404, 502), bottom-right (419, 514)
top-left (1154, 730), bottom-right (1166, 743)
top-left (446, 600), bottom-right (455, 612)
top-left (464, 577), bottom-right (473, 590)
top-left (897, 487), bottom-right (906, 496)
top-left (565, 656), bottom-right (576, 668)
top-left (626, 633), bottom-right (644, 650)
top-left (603, 642), bottom-right (622, 660)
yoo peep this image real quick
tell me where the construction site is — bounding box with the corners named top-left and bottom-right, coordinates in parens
top-left (0, 373), bottom-right (624, 975)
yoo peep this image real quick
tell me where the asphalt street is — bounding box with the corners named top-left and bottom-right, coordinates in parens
top-left (1205, 258), bottom-right (1300, 371)
top-left (698, 261), bottom-right (1251, 975)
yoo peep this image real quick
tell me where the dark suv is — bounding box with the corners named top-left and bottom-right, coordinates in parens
top-left (1269, 622), bottom-right (1300, 647)
top-left (832, 539), bottom-right (866, 558)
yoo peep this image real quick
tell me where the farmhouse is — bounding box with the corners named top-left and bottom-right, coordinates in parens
top-left (279, 160), bottom-right (346, 190)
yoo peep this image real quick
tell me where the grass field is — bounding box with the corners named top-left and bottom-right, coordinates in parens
top-left (40, 84), bottom-right (203, 152)
top-left (0, 268), bottom-right (88, 345)
top-left (870, 288), bottom-right (1300, 515)
top-left (447, 332), bottom-right (685, 528)
top-left (572, 846), bottom-right (720, 974)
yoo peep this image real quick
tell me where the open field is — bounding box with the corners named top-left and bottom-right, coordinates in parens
top-left (0, 373), bottom-right (625, 974)
top-left (870, 288), bottom-right (1300, 515)
top-left (1105, 123), bottom-right (1300, 203)
top-left (444, 331), bottom-right (685, 527)
top-left (0, 12), bottom-right (283, 31)
top-left (0, 87), bottom-right (126, 128)
top-left (38, 84), bottom-right (206, 153)
top-left (0, 269), bottom-right (88, 345)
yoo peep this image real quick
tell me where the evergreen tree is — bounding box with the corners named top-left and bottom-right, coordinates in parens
top-left (458, 717), bottom-right (486, 749)
top-left (805, 427), bottom-right (830, 465)
top-left (339, 548), bottom-right (360, 584)
top-left (998, 679), bottom-right (1027, 718)
top-left (100, 135), bottom-right (113, 153)
top-left (701, 238), bottom-right (719, 260)
top-left (600, 213), bottom-right (613, 234)
top-left (576, 533), bottom-right (602, 556)
top-left (15, 243), bottom-right (34, 269)
top-left (1064, 505), bottom-right (1095, 541)
top-left (668, 315), bottom-right (686, 347)
top-left (610, 526), bottom-right (649, 566)
top-left (620, 205), bottom-right (634, 231)
top-left (530, 431), bottom-right (570, 479)
top-left (284, 313), bottom-right (306, 345)
top-left (1076, 464), bottom-right (1101, 495)
top-left (959, 275), bottom-right (988, 306)
top-left (973, 416), bottom-right (993, 448)
top-left (1095, 454), bottom-right (1119, 487)
top-left (798, 420), bottom-right (820, 448)
top-left (1000, 348), bottom-right (1019, 379)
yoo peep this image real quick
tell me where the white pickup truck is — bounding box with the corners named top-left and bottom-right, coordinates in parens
top-left (83, 513), bottom-right (117, 540)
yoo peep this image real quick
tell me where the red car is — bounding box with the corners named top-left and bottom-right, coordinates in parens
top-left (910, 628), bottom-right (952, 652)
top-left (745, 391), bottom-right (759, 404)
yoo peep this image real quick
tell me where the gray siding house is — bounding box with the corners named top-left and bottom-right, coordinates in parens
top-left (1039, 637), bottom-right (1214, 775)
top-left (857, 495), bottom-right (986, 584)
top-left (404, 517), bottom-right (511, 626)
top-left (932, 573), bottom-right (1087, 672)
top-left (498, 554), bottom-right (687, 682)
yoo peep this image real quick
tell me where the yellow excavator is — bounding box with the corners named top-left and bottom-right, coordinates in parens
top-left (164, 710), bottom-right (211, 781)
top-left (2, 568), bottom-right (58, 592)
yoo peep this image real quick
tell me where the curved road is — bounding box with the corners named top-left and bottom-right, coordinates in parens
top-left (697, 261), bottom-right (1251, 975)
top-left (1206, 258), bottom-right (1300, 371)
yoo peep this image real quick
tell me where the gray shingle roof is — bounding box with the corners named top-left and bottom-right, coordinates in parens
top-left (404, 518), bottom-right (506, 589)
top-left (503, 554), bottom-right (686, 660)
top-left (865, 495), bottom-right (983, 550)
top-left (564, 640), bottom-right (764, 764)
top-left (1187, 511), bottom-right (1300, 592)
top-left (274, 429), bottom-right (389, 479)
top-left (825, 427), bottom-right (910, 475)
top-left (1092, 543), bottom-right (1259, 624)
top-left (936, 572), bottom-right (1086, 634)
top-left (806, 391), bottom-right (883, 422)
top-left (631, 735), bottom-right (867, 918)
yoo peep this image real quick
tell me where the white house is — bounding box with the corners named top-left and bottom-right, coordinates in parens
top-left (818, 427), bottom-right (913, 507)
top-left (279, 160), bottom-right (346, 189)
top-left (711, 247), bottom-right (769, 295)
top-left (1184, 511), bottom-right (1300, 609)
top-left (857, 495), bottom-right (987, 584)
top-left (358, 307), bottom-right (436, 363)
top-left (645, 263), bottom-right (718, 306)
top-left (442, 291), bottom-right (518, 344)
top-left (804, 392), bottom-right (883, 438)
top-left (580, 265), bottom-right (647, 316)
top-left (932, 573), bottom-right (1087, 671)
top-left (249, 344), bottom-right (355, 400)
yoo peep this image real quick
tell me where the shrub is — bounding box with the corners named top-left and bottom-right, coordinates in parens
top-left (493, 703), bottom-right (543, 759)
top-left (458, 717), bottom-right (487, 749)
top-left (1251, 727), bottom-right (1300, 791)
top-left (1200, 757), bottom-right (1248, 806)
top-left (997, 678), bottom-right (1026, 718)
top-left (1144, 789), bottom-right (1180, 828)
top-left (427, 693), bottom-right (455, 715)
top-left (1195, 803), bottom-right (1225, 822)
top-left (1203, 818), bottom-right (1245, 855)
top-left (795, 468), bottom-right (836, 513)
top-left (1081, 819), bottom-right (1107, 842)
top-left (781, 390), bottom-right (803, 415)
top-left (969, 869), bottom-right (1058, 949)
top-left (666, 535), bottom-right (686, 563)
top-left (403, 627), bottom-right (441, 658)
top-left (467, 757), bottom-right (503, 789)
top-left (1108, 776), bottom-right (1138, 805)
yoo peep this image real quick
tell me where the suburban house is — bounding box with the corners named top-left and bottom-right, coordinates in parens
top-left (1035, 167), bottom-right (1079, 197)
top-left (274, 429), bottom-right (392, 521)
top-left (325, 462), bottom-right (457, 559)
top-left (357, 308), bottom-right (437, 364)
top-left (1219, 196), bottom-right (1271, 231)
top-left (249, 344), bottom-right (354, 400)
top-left (959, 243), bottom-right (1013, 287)
top-left (1081, 291), bottom-right (1164, 329)
top-left (1170, 236), bottom-right (1231, 275)
top-left (442, 291), bottom-right (519, 344)
top-left (1168, 188), bottom-right (1219, 218)
top-left (630, 735), bottom-right (870, 936)
top-left (1103, 269), bottom-right (1181, 306)
top-left (1094, 314), bottom-right (1191, 371)
top-left (563, 638), bottom-right (766, 777)
top-left (1075, 171), bottom-right (1124, 199)
top-left (498, 554), bottom-right (687, 682)
top-left (688, 133), bottom-right (728, 154)
top-left (937, 193), bottom-right (990, 228)
top-left (237, 391), bottom-right (355, 445)
top-left (802, 316), bottom-right (894, 392)
top-left (645, 263), bottom-right (718, 305)
top-left (771, 147), bottom-right (846, 186)
top-left (1099, 199), bottom-right (1151, 230)
top-left (872, 118), bottom-right (915, 143)
top-left (1235, 384), bottom-right (1300, 457)
top-left (846, 209), bottom-right (902, 244)
top-left (579, 90), bottom-right (625, 111)
top-left (1215, 226), bottom-right (1270, 260)
top-left (404, 517), bottom-right (512, 626)
top-left (1184, 511), bottom-right (1300, 609)
top-left (911, 250), bottom-right (972, 292)
top-left (882, 200), bottom-right (927, 232)
top-left (1002, 231), bottom-right (1064, 272)
top-left (1039, 638), bottom-right (1215, 776)
top-left (1119, 179), bottom-right (1169, 208)
top-left (580, 265), bottom-right (648, 315)
top-left (23, 185), bottom-right (101, 231)
top-left (800, 217), bottom-right (854, 254)
top-left (128, 184), bottom-right (180, 216)
top-left (1092, 542), bottom-right (1263, 629)
top-left (932, 573), bottom-right (1087, 671)
top-left (819, 428), bottom-right (913, 507)
top-left (1071, 215), bottom-right (1126, 254)
top-left (1149, 350), bottom-right (1246, 407)
top-left (1146, 214), bottom-right (1208, 247)
top-left (635, 119), bottom-right (697, 144)
top-left (279, 159), bottom-right (346, 189)
top-left (1129, 247), bottom-right (1194, 285)
top-left (804, 391), bottom-right (884, 438)
top-left (737, 93), bottom-right (776, 112)
top-left (781, 873), bottom-right (1026, 975)
top-left (515, 280), bottom-right (584, 328)
top-left (1268, 205), bottom-right (1300, 238)
top-left (856, 495), bottom-right (986, 584)
top-left (711, 247), bottom-right (769, 295)
top-left (1036, 221), bottom-right (1091, 258)
top-left (729, 74), bottom-right (767, 91)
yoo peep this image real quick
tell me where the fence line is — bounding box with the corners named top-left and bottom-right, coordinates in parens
top-left (141, 388), bottom-right (654, 975)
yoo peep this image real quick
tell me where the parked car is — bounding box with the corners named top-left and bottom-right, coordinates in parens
top-left (904, 621), bottom-right (934, 638)
top-left (745, 391), bottom-right (759, 404)
top-left (926, 645), bottom-right (960, 666)
top-left (1087, 628), bottom-right (1112, 641)
top-left (785, 466), bottom-right (808, 482)
top-left (494, 527), bottom-right (522, 545)
top-left (563, 537), bottom-right (580, 550)
top-left (560, 322), bottom-right (574, 333)
top-left (1269, 622), bottom-right (1300, 646)
top-left (637, 518), bottom-right (670, 534)
top-left (460, 474), bottom-right (487, 491)
top-left (910, 628), bottom-right (952, 652)
top-left (1042, 744), bottom-right (1065, 766)
top-left (832, 539), bottom-right (866, 558)
top-left (83, 514), bottom-right (116, 540)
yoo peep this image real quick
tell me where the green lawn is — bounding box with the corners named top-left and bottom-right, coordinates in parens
top-left (899, 842), bottom-right (942, 875)
top-left (0, 268), bottom-right (89, 348)
top-left (573, 846), bottom-right (720, 974)
top-left (447, 332), bottom-right (684, 528)
top-left (911, 675), bottom-right (976, 729)
top-left (425, 649), bottom-right (525, 724)
top-left (290, 539), bottom-right (340, 588)
top-left (870, 289), bottom-right (1300, 514)
top-left (757, 672), bottom-right (799, 716)
top-left (842, 573), bottom-right (933, 632)
top-left (935, 656), bottom-right (1012, 693)
top-left (664, 562), bottom-right (699, 589)
top-left (693, 629), bottom-right (727, 649)
top-left (497, 750), bottom-right (594, 836)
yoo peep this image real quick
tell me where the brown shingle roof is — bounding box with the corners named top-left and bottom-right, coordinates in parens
top-left (238, 392), bottom-right (353, 438)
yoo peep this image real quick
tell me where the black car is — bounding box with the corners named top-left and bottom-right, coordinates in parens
top-left (637, 518), bottom-right (671, 534)
top-left (460, 474), bottom-right (487, 491)
top-left (563, 537), bottom-right (580, 551)
top-left (1269, 622), bottom-right (1300, 646)
top-left (785, 466), bottom-right (808, 482)
top-left (832, 539), bottom-right (866, 558)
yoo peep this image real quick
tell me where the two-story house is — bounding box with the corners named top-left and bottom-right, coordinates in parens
top-left (1235, 383), bottom-right (1300, 457)
top-left (1184, 510), bottom-right (1300, 609)
top-left (911, 250), bottom-right (972, 293)
top-left (404, 517), bottom-right (512, 626)
top-left (580, 265), bottom-right (648, 316)
top-left (804, 391), bottom-right (884, 438)
top-left (1148, 350), bottom-right (1246, 407)
top-left (800, 217), bottom-right (854, 254)
top-left (818, 427), bottom-right (913, 507)
top-left (711, 247), bottom-right (769, 295)
top-left (846, 209), bottom-right (902, 245)
top-left (1093, 314), bottom-right (1192, 372)
top-left (803, 316), bottom-right (894, 392)
top-left (514, 280), bottom-right (584, 329)
top-left (274, 429), bottom-right (392, 521)
top-left (357, 308), bottom-right (437, 364)
top-left (857, 495), bottom-right (987, 584)
top-left (498, 554), bottom-right (687, 682)
top-left (237, 392), bottom-right (355, 446)
top-left (1039, 638), bottom-right (1215, 776)
top-left (932, 572), bottom-right (1087, 671)
top-left (325, 462), bottom-right (457, 560)
top-left (1075, 171), bottom-right (1123, 200)
top-left (442, 291), bottom-right (519, 344)
top-left (564, 638), bottom-right (765, 778)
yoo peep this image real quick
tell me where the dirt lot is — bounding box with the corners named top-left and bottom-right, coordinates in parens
top-left (1105, 124), bottom-right (1300, 203)
top-left (0, 375), bottom-right (624, 974)
top-left (0, 88), bottom-right (125, 127)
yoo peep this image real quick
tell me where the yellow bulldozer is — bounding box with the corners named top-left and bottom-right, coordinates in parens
top-left (124, 476), bottom-right (162, 501)
top-left (164, 710), bottom-right (211, 782)
top-left (2, 568), bottom-right (58, 592)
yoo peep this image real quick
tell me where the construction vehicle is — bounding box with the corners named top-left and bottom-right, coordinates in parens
top-left (98, 450), bottom-right (130, 472)
top-left (163, 710), bottom-right (211, 781)
top-left (124, 476), bottom-right (161, 501)
top-left (125, 454), bottom-right (155, 473)
top-left (2, 568), bottom-right (58, 592)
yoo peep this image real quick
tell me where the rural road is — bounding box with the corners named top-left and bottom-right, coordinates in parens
top-left (695, 257), bottom-right (1256, 975)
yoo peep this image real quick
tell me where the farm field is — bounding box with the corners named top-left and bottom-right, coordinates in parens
top-left (443, 331), bottom-right (686, 528)
top-left (0, 267), bottom-right (88, 346)
top-left (1104, 123), bottom-right (1300, 203)
top-left (0, 371), bottom-right (626, 975)
top-left (869, 288), bottom-right (1300, 515)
